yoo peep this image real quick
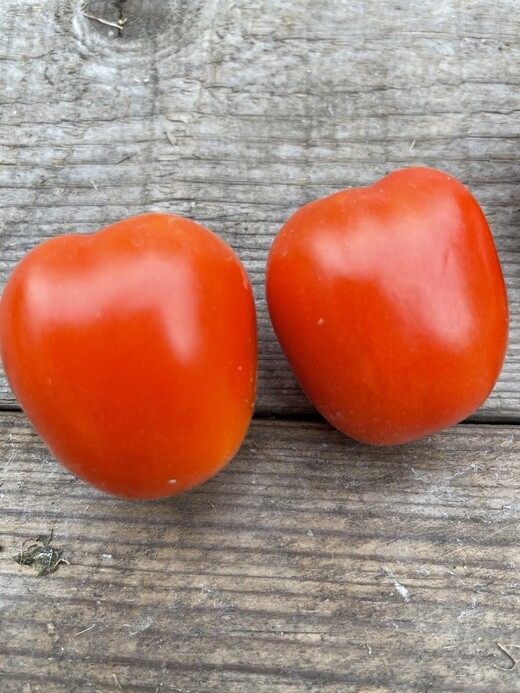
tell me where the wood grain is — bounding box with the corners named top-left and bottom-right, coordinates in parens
top-left (1, 411), bottom-right (520, 692)
top-left (1, 0), bottom-right (519, 419)
top-left (1, 3), bottom-right (520, 690)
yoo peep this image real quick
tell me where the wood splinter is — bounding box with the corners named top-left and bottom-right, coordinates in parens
top-left (494, 643), bottom-right (519, 671)
top-left (82, 10), bottom-right (128, 31)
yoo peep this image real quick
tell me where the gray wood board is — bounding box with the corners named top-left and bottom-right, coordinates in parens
top-left (0, 0), bottom-right (519, 419)
top-left (1, 412), bottom-right (520, 691)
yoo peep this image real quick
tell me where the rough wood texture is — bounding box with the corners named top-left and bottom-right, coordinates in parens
top-left (2, 2), bottom-right (520, 691)
top-left (1, 0), bottom-right (519, 419)
top-left (1, 412), bottom-right (520, 692)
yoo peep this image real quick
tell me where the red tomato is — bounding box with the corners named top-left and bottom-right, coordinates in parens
top-left (266, 168), bottom-right (508, 445)
top-left (0, 213), bottom-right (257, 498)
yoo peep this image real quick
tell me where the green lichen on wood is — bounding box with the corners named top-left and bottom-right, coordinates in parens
top-left (14, 531), bottom-right (69, 576)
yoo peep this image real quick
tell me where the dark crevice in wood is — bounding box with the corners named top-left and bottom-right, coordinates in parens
top-left (463, 415), bottom-right (520, 425)
top-left (0, 401), bottom-right (22, 411)
top-left (0, 401), bottom-right (519, 426)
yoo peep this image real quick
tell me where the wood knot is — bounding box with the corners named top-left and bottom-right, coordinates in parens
top-left (80, 0), bottom-right (175, 41)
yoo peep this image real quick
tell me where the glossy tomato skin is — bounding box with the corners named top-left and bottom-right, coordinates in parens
top-left (266, 168), bottom-right (508, 445)
top-left (0, 213), bottom-right (257, 498)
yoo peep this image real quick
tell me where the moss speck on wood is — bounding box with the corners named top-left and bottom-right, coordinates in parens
top-left (14, 531), bottom-right (69, 576)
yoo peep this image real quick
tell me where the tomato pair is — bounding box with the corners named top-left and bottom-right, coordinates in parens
top-left (0, 168), bottom-right (508, 499)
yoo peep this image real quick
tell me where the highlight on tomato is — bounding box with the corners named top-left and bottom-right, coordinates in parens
top-left (266, 167), bottom-right (508, 445)
top-left (0, 213), bottom-right (257, 498)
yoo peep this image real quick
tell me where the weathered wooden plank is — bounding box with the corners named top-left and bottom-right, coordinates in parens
top-left (1, 0), bottom-right (519, 420)
top-left (1, 411), bottom-right (520, 691)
